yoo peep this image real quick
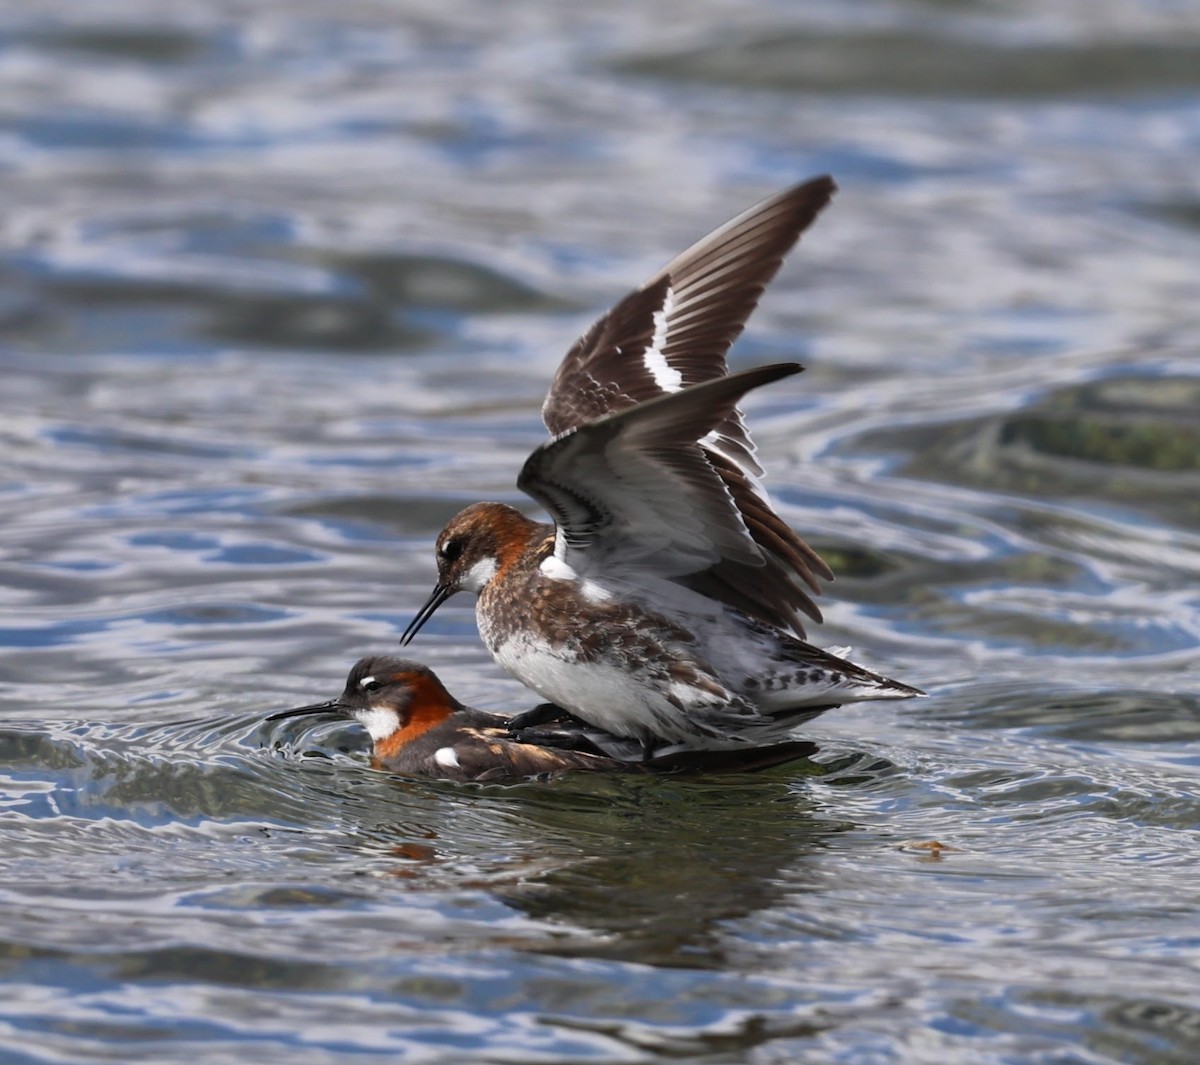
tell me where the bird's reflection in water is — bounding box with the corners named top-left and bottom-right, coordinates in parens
top-left (352, 752), bottom-right (873, 967)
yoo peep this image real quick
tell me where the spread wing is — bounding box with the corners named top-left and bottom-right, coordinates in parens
top-left (543, 175), bottom-right (836, 463)
top-left (520, 363), bottom-right (827, 632)
top-left (534, 177), bottom-right (838, 635)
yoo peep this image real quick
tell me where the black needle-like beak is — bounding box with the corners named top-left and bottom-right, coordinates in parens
top-left (266, 699), bottom-right (345, 723)
top-left (398, 583), bottom-right (456, 646)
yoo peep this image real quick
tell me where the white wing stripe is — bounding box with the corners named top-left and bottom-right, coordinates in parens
top-left (642, 286), bottom-right (683, 392)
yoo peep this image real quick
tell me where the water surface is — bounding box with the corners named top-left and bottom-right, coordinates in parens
top-left (1, 2), bottom-right (1198, 1062)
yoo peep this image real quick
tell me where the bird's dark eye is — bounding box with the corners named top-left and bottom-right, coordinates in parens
top-left (360, 677), bottom-right (382, 692)
top-left (438, 537), bottom-right (465, 564)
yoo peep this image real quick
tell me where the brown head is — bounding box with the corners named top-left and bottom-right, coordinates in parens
top-left (398, 502), bottom-right (543, 646)
top-left (268, 655), bottom-right (462, 760)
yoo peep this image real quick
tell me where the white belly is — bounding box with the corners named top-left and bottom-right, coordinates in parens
top-left (491, 632), bottom-right (646, 737)
top-left (492, 629), bottom-right (736, 742)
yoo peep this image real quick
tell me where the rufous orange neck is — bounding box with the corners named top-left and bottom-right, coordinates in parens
top-left (481, 505), bottom-right (547, 580)
top-left (372, 673), bottom-right (457, 763)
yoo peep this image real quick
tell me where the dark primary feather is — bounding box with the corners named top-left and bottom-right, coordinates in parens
top-left (542, 176), bottom-right (837, 439)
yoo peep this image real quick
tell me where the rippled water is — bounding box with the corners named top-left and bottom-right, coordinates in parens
top-left (2, 2), bottom-right (1199, 1062)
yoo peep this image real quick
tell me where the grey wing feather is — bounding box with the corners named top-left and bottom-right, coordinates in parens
top-left (520, 364), bottom-right (802, 578)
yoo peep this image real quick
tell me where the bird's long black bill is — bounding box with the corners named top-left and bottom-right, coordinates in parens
top-left (266, 700), bottom-right (344, 723)
top-left (398, 583), bottom-right (455, 646)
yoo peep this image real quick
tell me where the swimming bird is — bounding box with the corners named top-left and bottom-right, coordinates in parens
top-left (398, 176), bottom-right (922, 751)
top-left (267, 656), bottom-right (817, 783)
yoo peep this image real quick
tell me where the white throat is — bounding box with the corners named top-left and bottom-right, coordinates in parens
top-left (353, 707), bottom-right (401, 742)
top-left (461, 555), bottom-right (498, 593)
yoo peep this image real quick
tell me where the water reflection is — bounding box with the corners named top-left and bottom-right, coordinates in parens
top-left (327, 762), bottom-right (846, 968)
